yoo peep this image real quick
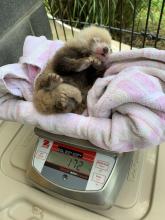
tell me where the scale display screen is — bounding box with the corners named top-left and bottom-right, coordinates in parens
top-left (44, 142), bottom-right (96, 180)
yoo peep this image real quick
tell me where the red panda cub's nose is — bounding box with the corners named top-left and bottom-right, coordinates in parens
top-left (103, 47), bottom-right (109, 54)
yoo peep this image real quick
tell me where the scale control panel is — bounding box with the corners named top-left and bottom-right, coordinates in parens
top-left (33, 138), bottom-right (116, 191)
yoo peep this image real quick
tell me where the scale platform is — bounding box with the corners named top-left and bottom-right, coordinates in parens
top-left (27, 128), bottom-right (133, 210)
top-left (0, 123), bottom-right (163, 220)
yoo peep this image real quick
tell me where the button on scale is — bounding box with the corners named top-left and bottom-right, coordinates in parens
top-left (35, 151), bottom-right (48, 160)
top-left (92, 173), bottom-right (106, 184)
top-left (96, 160), bottom-right (110, 171)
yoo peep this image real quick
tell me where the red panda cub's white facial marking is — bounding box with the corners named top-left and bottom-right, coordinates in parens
top-left (90, 37), bottom-right (112, 61)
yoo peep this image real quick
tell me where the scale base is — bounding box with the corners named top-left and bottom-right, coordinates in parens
top-left (0, 124), bottom-right (159, 220)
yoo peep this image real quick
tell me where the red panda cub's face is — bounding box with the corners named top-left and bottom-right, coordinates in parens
top-left (73, 26), bottom-right (112, 61)
top-left (90, 37), bottom-right (112, 61)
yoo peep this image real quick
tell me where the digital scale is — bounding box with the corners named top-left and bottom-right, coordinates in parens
top-left (27, 128), bottom-right (133, 210)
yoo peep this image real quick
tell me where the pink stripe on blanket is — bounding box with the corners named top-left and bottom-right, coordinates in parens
top-left (0, 36), bottom-right (165, 152)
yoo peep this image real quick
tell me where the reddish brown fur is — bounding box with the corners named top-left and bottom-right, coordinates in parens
top-left (33, 26), bottom-right (112, 114)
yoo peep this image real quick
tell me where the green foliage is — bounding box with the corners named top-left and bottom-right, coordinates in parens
top-left (44, 0), bottom-right (165, 48)
top-left (136, 0), bottom-right (165, 32)
top-left (44, 0), bottom-right (141, 28)
top-left (44, 0), bottom-right (164, 32)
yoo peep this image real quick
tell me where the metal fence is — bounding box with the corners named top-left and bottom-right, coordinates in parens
top-left (45, 0), bottom-right (165, 50)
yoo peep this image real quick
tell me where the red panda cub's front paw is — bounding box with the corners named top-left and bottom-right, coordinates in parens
top-left (89, 56), bottom-right (105, 71)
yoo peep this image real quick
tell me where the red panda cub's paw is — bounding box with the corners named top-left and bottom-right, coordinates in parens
top-left (52, 83), bottom-right (82, 113)
top-left (35, 72), bottom-right (63, 91)
top-left (33, 81), bottom-right (82, 114)
top-left (89, 56), bottom-right (105, 70)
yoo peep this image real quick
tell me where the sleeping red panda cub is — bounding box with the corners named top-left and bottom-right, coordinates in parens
top-left (34, 26), bottom-right (112, 114)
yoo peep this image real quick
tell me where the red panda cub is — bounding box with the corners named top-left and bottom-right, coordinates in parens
top-left (33, 26), bottom-right (112, 114)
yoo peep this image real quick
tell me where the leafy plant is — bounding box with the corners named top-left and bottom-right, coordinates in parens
top-left (44, 0), bottom-right (143, 28)
top-left (44, 0), bottom-right (165, 49)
